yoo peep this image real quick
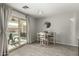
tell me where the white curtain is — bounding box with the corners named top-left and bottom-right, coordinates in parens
top-left (0, 4), bottom-right (11, 56)
top-left (26, 16), bottom-right (30, 44)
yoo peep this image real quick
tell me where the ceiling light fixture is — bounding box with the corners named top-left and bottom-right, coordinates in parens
top-left (22, 5), bottom-right (29, 9)
top-left (38, 10), bottom-right (43, 15)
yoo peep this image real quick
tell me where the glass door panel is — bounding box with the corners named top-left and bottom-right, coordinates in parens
top-left (7, 16), bottom-right (27, 51)
top-left (19, 19), bottom-right (27, 45)
top-left (8, 17), bottom-right (19, 51)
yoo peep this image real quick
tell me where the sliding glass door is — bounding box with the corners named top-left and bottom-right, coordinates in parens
top-left (19, 18), bottom-right (27, 45)
top-left (7, 16), bottom-right (27, 51)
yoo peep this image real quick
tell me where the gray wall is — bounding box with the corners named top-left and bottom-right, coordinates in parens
top-left (76, 13), bottom-right (79, 45)
top-left (36, 12), bottom-right (78, 46)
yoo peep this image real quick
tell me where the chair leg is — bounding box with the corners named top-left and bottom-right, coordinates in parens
top-left (42, 40), bottom-right (44, 45)
top-left (47, 41), bottom-right (49, 45)
top-left (40, 41), bottom-right (42, 45)
top-left (40, 40), bottom-right (43, 45)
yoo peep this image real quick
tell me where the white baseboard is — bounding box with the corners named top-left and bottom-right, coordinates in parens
top-left (56, 41), bottom-right (78, 47)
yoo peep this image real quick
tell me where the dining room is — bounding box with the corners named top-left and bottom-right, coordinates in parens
top-left (0, 3), bottom-right (78, 56)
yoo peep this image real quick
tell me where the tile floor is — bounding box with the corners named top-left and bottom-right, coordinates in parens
top-left (9, 43), bottom-right (78, 56)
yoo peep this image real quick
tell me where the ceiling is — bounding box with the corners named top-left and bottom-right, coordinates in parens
top-left (7, 3), bottom-right (79, 18)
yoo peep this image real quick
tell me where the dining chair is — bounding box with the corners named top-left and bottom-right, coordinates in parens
top-left (38, 32), bottom-right (49, 45)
